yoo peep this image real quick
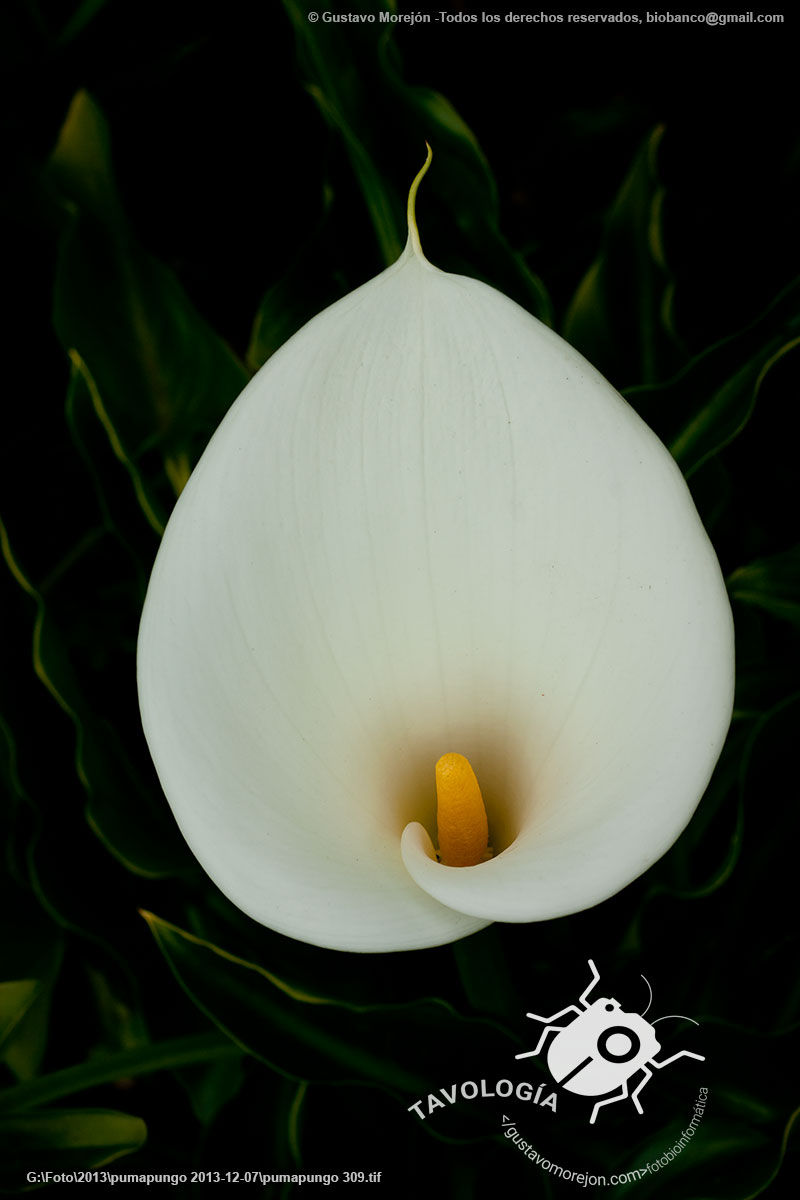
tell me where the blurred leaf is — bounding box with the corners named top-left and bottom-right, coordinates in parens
top-left (246, 188), bottom-right (342, 371)
top-left (56, 0), bottom-right (112, 46)
top-left (0, 982), bottom-right (39, 1055)
top-left (84, 964), bottom-right (149, 1055)
top-left (743, 1106), bottom-right (800, 1200)
top-left (669, 337), bottom-right (799, 479)
top-left (598, 1022), bottom-right (800, 1199)
top-left (0, 1032), bottom-right (237, 1114)
top-left (0, 886), bottom-right (64, 1085)
top-left (281, 0), bottom-right (403, 264)
top-left (728, 545), bottom-right (800, 626)
top-left (683, 455), bottom-right (733, 536)
top-left (175, 1054), bottom-right (245, 1127)
top-left (680, 722), bottom-right (747, 851)
top-left (0, 682), bottom-right (161, 998)
top-left (0, 970), bottom-right (59, 1086)
top-left (142, 912), bottom-right (519, 1097)
top-left (0, 700), bottom-right (31, 892)
top-left (453, 927), bottom-right (518, 1019)
top-left (625, 280), bottom-right (800, 477)
top-left (634, 696), bottom-right (800, 1033)
top-left (0, 515), bottom-right (191, 879)
top-left (736, 693), bottom-right (799, 843)
top-left (0, 1109), bottom-right (146, 1182)
top-left (653, 745), bottom-right (744, 904)
top-left (0, 712), bottom-right (27, 864)
top-left (64, 357), bottom-right (156, 574)
top-left (730, 605), bottom-right (797, 723)
top-left (286, 1080), bottom-right (305, 1165)
top-left (66, 351), bottom-right (166, 537)
top-left (82, 725), bottom-right (190, 880)
top-left (49, 90), bottom-right (249, 508)
top-left (609, 1118), bottom-right (776, 1200)
top-left (563, 125), bottom-right (677, 387)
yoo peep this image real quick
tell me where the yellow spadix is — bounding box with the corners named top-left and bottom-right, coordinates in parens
top-left (436, 753), bottom-right (491, 868)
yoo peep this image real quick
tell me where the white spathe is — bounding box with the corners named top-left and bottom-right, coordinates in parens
top-left (137, 192), bottom-right (734, 953)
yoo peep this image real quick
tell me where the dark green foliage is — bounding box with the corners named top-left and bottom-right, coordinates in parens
top-left (1, 1), bottom-right (798, 1194)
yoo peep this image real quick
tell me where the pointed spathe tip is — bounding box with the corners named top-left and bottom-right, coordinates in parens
top-left (406, 142), bottom-right (433, 261)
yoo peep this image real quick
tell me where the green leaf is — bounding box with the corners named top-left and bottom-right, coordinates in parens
top-left (609, 1118), bottom-right (772, 1200)
top-left (56, 0), bottom-right (113, 46)
top-left (0, 1109), bottom-right (146, 1181)
top-left (0, 514), bottom-right (191, 880)
top-left (49, 91), bottom-right (249, 508)
top-left (656, 740), bottom-right (744, 903)
top-left (64, 356), bottom-right (157, 570)
top-left (0, 901), bottom-right (64, 1084)
top-left (83, 965), bottom-right (149, 1056)
top-left (281, 0), bottom-right (403, 264)
top-left (1, 982), bottom-right (52, 1087)
top-left (742, 1106), bottom-right (800, 1200)
top-left (728, 545), bottom-right (800, 626)
top-left (668, 338), bottom-right (799, 478)
top-left (732, 695), bottom-right (800, 942)
top-left (142, 912), bottom-right (519, 1097)
top-left (0, 1032), bottom-right (237, 1115)
top-left (452, 927), bottom-right (518, 1019)
top-left (0, 982), bottom-right (39, 1055)
top-left (66, 351), bottom-right (167, 538)
top-left (246, 189), bottom-right (343, 372)
top-left (563, 125), bottom-right (677, 387)
top-left (601, 1024), bottom-right (800, 1199)
top-left (625, 280), bottom-right (800, 477)
top-left (175, 1055), bottom-right (245, 1127)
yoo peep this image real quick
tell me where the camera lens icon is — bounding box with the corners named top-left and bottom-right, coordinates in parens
top-left (597, 1025), bottom-right (641, 1063)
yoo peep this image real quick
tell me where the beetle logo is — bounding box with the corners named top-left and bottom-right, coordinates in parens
top-left (515, 959), bottom-right (704, 1125)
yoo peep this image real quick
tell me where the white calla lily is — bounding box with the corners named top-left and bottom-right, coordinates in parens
top-left (137, 152), bottom-right (734, 953)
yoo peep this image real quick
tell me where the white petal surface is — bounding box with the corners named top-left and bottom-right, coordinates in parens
top-left (138, 239), bottom-right (734, 952)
